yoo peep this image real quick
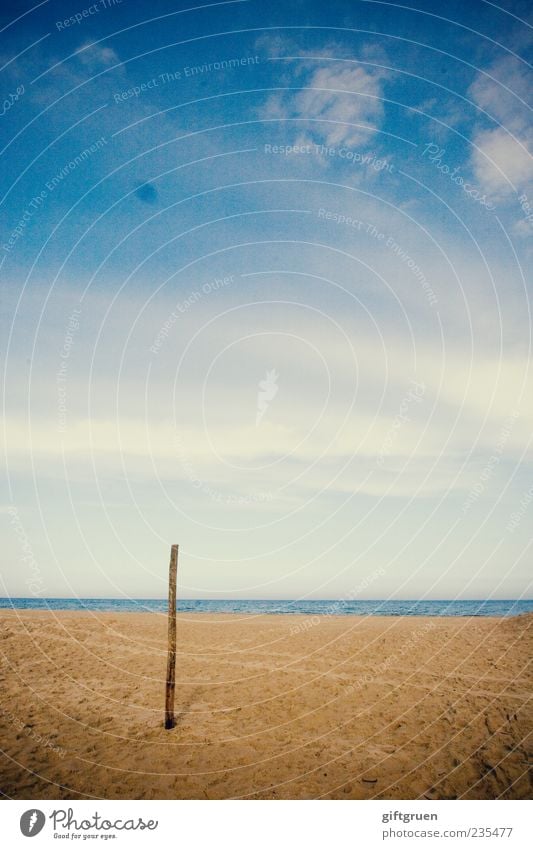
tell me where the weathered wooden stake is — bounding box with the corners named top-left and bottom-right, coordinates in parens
top-left (164, 544), bottom-right (178, 729)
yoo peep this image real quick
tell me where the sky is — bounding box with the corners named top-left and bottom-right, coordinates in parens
top-left (1, 0), bottom-right (532, 600)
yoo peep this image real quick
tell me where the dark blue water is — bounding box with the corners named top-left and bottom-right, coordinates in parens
top-left (0, 598), bottom-right (532, 617)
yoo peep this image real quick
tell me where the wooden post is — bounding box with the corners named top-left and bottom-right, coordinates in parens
top-left (164, 544), bottom-right (178, 729)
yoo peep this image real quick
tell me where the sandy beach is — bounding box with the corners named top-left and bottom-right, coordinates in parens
top-left (0, 610), bottom-right (531, 800)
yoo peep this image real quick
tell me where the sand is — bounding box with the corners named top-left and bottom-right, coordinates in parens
top-left (0, 610), bottom-right (531, 799)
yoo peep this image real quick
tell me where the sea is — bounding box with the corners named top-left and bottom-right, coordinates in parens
top-left (0, 598), bottom-right (532, 617)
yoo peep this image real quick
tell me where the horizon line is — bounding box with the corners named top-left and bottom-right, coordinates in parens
top-left (1, 596), bottom-right (531, 603)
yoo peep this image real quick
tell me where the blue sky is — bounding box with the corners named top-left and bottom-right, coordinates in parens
top-left (1, 0), bottom-right (532, 600)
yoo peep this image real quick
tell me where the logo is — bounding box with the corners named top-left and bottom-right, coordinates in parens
top-left (256, 368), bottom-right (279, 426)
top-left (20, 810), bottom-right (46, 837)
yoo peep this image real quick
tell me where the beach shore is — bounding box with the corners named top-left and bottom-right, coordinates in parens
top-left (0, 610), bottom-right (531, 799)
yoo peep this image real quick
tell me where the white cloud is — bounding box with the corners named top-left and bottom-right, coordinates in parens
top-left (3, 337), bottom-right (531, 504)
top-left (77, 42), bottom-right (120, 68)
top-left (469, 56), bottom-right (533, 197)
top-left (469, 56), bottom-right (530, 132)
top-left (261, 45), bottom-right (389, 149)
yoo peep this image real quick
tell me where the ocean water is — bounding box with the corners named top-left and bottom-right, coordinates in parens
top-left (0, 598), bottom-right (532, 617)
